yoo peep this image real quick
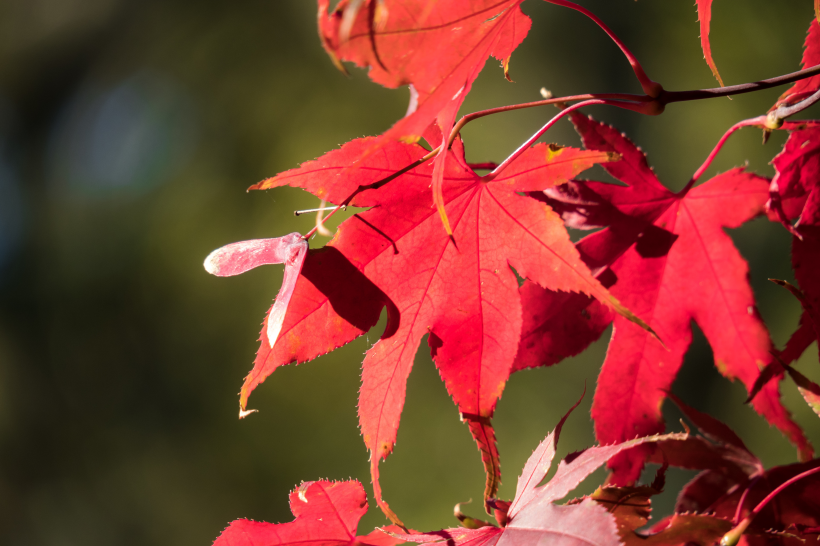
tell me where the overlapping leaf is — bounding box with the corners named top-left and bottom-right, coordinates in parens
top-left (318, 0), bottom-right (531, 148)
top-left (521, 112), bottom-right (811, 483)
top-left (213, 480), bottom-right (405, 546)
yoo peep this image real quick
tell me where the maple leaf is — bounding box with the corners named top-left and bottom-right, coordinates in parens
top-left (390, 400), bottom-right (687, 546)
top-left (695, 0), bottom-right (725, 86)
top-left (522, 112), bottom-right (812, 483)
top-left (213, 479), bottom-right (406, 546)
top-left (774, 18), bottom-right (820, 109)
top-left (238, 133), bottom-right (644, 520)
top-left (317, 0), bottom-right (531, 149)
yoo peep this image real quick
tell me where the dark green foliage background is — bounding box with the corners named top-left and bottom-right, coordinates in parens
top-left (0, 1), bottom-right (818, 544)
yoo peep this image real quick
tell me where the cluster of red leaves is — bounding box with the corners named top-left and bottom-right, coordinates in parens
top-left (212, 398), bottom-right (820, 546)
top-left (206, 1), bottom-right (820, 544)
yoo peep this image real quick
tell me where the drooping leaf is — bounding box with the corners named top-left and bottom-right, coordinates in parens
top-left (318, 0), bottom-right (531, 148)
top-left (204, 234), bottom-right (309, 355)
top-left (240, 134), bottom-right (627, 517)
top-left (696, 0), bottom-right (724, 86)
top-left (529, 113), bottom-right (812, 483)
top-left (213, 480), bottom-right (405, 546)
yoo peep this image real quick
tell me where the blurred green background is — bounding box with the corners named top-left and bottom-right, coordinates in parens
top-left (0, 1), bottom-right (818, 544)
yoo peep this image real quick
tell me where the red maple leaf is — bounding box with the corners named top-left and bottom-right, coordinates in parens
top-left (224, 133), bottom-right (646, 521)
top-left (390, 400), bottom-right (686, 546)
top-left (318, 0), bottom-right (531, 149)
top-left (521, 112), bottom-right (812, 483)
top-left (213, 480), bottom-right (405, 546)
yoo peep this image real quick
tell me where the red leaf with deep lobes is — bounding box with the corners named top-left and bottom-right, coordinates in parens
top-left (318, 0), bottom-right (531, 149)
top-left (775, 19), bottom-right (820, 108)
top-left (205, 234), bottom-right (308, 355)
top-left (530, 113), bottom-right (812, 484)
top-left (696, 0), bottom-right (725, 86)
top-left (392, 403), bottom-right (685, 546)
top-left (213, 480), bottom-right (404, 546)
top-left (246, 134), bottom-right (623, 518)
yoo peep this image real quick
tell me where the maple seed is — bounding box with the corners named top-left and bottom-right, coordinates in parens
top-left (204, 233), bottom-right (309, 348)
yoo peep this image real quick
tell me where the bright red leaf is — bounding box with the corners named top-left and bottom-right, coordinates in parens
top-left (318, 0), bottom-right (531, 149)
top-left (391, 401), bottom-right (685, 546)
top-left (213, 480), bottom-right (405, 546)
top-left (696, 0), bottom-right (724, 86)
top-left (238, 133), bottom-right (638, 519)
top-left (526, 112), bottom-right (812, 483)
